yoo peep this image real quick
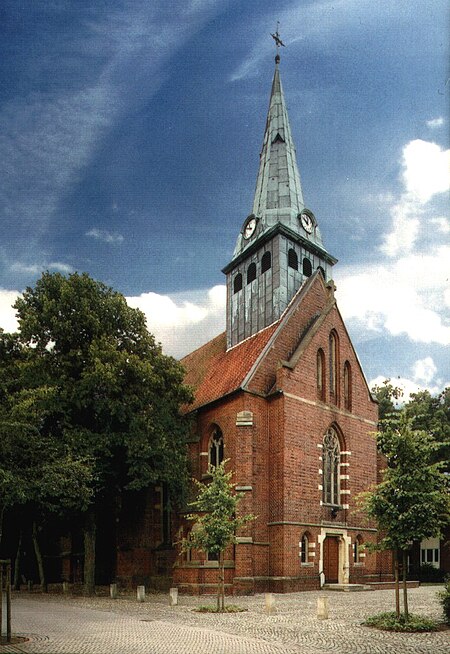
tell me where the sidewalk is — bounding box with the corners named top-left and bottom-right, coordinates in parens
top-left (1, 585), bottom-right (448, 654)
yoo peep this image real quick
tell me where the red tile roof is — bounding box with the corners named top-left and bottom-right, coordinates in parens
top-left (181, 324), bottom-right (278, 412)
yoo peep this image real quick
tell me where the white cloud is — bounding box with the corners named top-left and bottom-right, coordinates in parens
top-left (86, 228), bottom-right (124, 244)
top-left (369, 356), bottom-right (447, 401)
top-left (336, 245), bottom-right (450, 346)
top-left (126, 285), bottom-right (226, 358)
top-left (402, 140), bottom-right (450, 203)
top-left (426, 117), bottom-right (445, 129)
top-left (11, 261), bottom-right (73, 275)
top-left (0, 289), bottom-right (20, 333)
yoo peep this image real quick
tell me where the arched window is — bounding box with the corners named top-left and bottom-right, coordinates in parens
top-left (344, 361), bottom-right (352, 411)
top-left (329, 331), bottom-right (339, 403)
top-left (261, 251), bottom-right (271, 273)
top-left (354, 535), bottom-right (363, 563)
top-left (288, 248), bottom-right (298, 270)
top-left (317, 349), bottom-right (325, 401)
top-left (300, 533), bottom-right (309, 563)
top-left (323, 427), bottom-right (340, 506)
top-left (208, 426), bottom-right (224, 469)
top-left (233, 273), bottom-right (242, 293)
top-left (247, 262), bottom-right (256, 284)
top-left (302, 257), bottom-right (312, 277)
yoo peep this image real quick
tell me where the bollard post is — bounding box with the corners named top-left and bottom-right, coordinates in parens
top-left (265, 593), bottom-right (277, 615)
top-left (169, 587), bottom-right (178, 606)
top-left (62, 581), bottom-right (69, 594)
top-left (137, 585), bottom-right (145, 602)
top-left (110, 583), bottom-right (118, 599)
top-left (317, 595), bottom-right (329, 620)
top-left (27, 580), bottom-right (33, 592)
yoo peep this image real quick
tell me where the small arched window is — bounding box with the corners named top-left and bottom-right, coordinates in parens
top-left (233, 273), bottom-right (242, 293)
top-left (208, 426), bottom-right (224, 469)
top-left (354, 535), bottom-right (363, 563)
top-left (317, 349), bottom-right (326, 401)
top-left (288, 248), bottom-right (298, 270)
top-left (344, 361), bottom-right (352, 411)
top-left (300, 533), bottom-right (309, 563)
top-left (303, 257), bottom-right (312, 277)
top-left (247, 262), bottom-right (257, 284)
top-left (329, 330), bottom-right (339, 403)
top-left (323, 427), bottom-right (341, 506)
top-left (261, 251), bottom-right (271, 273)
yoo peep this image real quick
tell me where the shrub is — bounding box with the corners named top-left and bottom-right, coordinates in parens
top-left (363, 612), bottom-right (438, 632)
top-left (438, 577), bottom-right (450, 625)
top-left (408, 563), bottom-right (446, 583)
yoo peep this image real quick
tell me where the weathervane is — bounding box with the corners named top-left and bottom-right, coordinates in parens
top-left (270, 21), bottom-right (285, 63)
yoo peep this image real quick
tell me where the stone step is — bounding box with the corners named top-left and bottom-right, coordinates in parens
top-left (322, 583), bottom-right (372, 592)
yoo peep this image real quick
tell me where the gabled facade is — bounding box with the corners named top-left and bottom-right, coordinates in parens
top-left (173, 55), bottom-right (392, 594)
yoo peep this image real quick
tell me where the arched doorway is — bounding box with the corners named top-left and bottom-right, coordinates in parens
top-left (323, 536), bottom-right (339, 583)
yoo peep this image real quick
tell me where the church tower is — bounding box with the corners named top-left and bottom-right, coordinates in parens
top-left (223, 52), bottom-right (337, 348)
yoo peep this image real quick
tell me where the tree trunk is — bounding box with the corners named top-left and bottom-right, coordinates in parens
top-left (0, 504), bottom-right (5, 549)
top-left (402, 549), bottom-right (409, 621)
top-left (13, 530), bottom-right (22, 590)
top-left (83, 509), bottom-right (96, 596)
top-left (32, 520), bottom-right (47, 592)
top-left (218, 550), bottom-right (225, 612)
top-left (393, 548), bottom-right (400, 619)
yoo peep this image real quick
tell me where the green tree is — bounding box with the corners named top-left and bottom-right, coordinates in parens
top-left (10, 271), bottom-right (193, 594)
top-left (404, 388), bottom-right (450, 469)
top-left (371, 379), bottom-right (403, 422)
top-left (183, 461), bottom-right (255, 611)
top-left (360, 414), bottom-right (450, 620)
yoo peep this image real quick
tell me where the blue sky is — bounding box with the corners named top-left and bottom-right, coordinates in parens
top-left (0, 0), bottom-right (449, 398)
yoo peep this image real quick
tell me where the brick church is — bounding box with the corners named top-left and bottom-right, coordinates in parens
top-left (169, 52), bottom-right (392, 594)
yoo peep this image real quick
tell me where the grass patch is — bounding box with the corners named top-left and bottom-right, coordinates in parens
top-left (194, 604), bottom-right (247, 613)
top-left (363, 612), bottom-right (439, 632)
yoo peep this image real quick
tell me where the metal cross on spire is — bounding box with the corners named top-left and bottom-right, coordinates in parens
top-left (270, 22), bottom-right (285, 63)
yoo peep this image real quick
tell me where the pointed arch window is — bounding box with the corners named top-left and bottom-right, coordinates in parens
top-left (344, 361), bottom-right (352, 411)
top-left (317, 348), bottom-right (326, 401)
top-left (323, 427), bottom-right (340, 506)
top-left (302, 257), bottom-right (312, 277)
top-left (208, 426), bottom-right (224, 469)
top-left (288, 248), bottom-right (298, 270)
top-left (233, 273), bottom-right (242, 293)
top-left (329, 330), bottom-right (339, 404)
top-left (261, 251), bottom-right (271, 273)
top-left (300, 533), bottom-right (310, 563)
top-left (247, 263), bottom-right (256, 284)
top-left (354, 535), bottom-right (364, 564)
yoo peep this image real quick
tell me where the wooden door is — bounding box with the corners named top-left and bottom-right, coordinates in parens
top-left (323, 536), bottom-right (339, 583)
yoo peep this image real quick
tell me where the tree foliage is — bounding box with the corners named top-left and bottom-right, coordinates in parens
top-left (0, 271), bottom-right (193, 592)
top-left (184, 461), bottom-right (255, 611)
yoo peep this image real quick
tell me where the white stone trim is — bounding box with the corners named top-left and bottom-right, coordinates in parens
top-left (340, 475), bottom-right (350, 480)
top-left (340, 489), bottom-right (351, 495)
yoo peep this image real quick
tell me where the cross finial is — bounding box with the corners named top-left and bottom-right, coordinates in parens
top-left (270, 21), bottom-right (285, 63)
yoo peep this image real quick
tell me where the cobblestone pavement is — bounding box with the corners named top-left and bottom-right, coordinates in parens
top-left (1, 585), bottom-right (448, 654)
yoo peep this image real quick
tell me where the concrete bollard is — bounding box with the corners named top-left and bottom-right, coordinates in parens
top-left (265, 593), bottom-right (277, 615)
top-left (27, 580), bottom-right (33, 592)
top-left (62, 581), bottom-right (69, 594)
top-left (169, 587), bottom-right (178, 606)
top-left (137, 585), bottom-right (145, 602)
top-left (317, 595), bottom-right (329, 620)
top-left (110, 583), bottom-right (118, 599)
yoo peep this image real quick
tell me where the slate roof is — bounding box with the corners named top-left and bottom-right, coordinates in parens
top-left (181, 323), bottom-right (279, 412)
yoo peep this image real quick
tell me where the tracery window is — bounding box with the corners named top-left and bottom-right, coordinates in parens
top-left (261, 251), bottom-right (271, 273)
top-left (323, 427), bottom-right (340, 506)
top-left (233, 273), bottom-right (243, 293)
top-left (344, 361), bottom-right (352, 411)
top-left (208, 426), bottom-right (224, 469)
top-left (300, 533), bottom-right (309, 563)
top-left (247, 262), bottom-right (256, 284)
top-left (354, 535), bottom-right (363, 563)
top-left (288, 248), bottom-right (298, 270)
top-left (317, 349), bottom-right (326, 401)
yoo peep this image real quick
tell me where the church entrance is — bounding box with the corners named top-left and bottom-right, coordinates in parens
top-left (323, 536), bottom-right (339, 583)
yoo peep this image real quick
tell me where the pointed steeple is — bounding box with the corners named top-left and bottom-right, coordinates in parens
top-left (223, 50), bottom-right (337, 349)
top-left (252, 57), bottom-right (305, 219)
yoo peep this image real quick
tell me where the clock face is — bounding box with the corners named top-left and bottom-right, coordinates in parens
top-left (300, 212), bottom-right (313, 234)
top-left (243, 217), bottom-right (257, 240)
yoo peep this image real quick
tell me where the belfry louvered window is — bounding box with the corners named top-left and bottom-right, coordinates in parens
top-left (303, 257), bottom-right (312, 277)
top-left (233, 273), bottom-right (242, 293)
top-left (261, 251), bottom-right (271, 273)
top-left (247, 263), bottom-right (256, 284)
top-left (288, 248), bottom-right (298, 270)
